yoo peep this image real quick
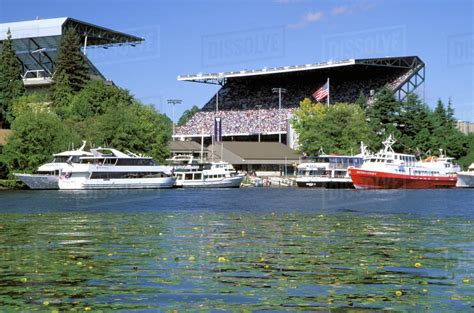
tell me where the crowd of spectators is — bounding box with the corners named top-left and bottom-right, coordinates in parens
top-left (177, 66), bottom-right (412, 136)
top-left (176, 108), bottom-right (296, 136)
top-left (387, 69), bottom-right (414, 90)
top-left (200, 67), bottom-right (411, 112)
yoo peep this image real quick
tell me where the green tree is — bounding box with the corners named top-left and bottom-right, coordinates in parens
top-left (51, 70), bottom-right (73, 114)
top-left (1, 111), bottom-right (79, 174)
top-left (354, 91), bottom-right (368, 110)
top-left (430, 99), bottom-right (467, 159)
top-left (458, 133), bottom-right (474, 169)
top-left (398, 93), bottom-right (433, 155)
top-left (0, 28), bottom-right (25, 127)
top-left (365, 86), bottom-right (402, 150)
top-left (177, 105), bottom-right (200, 126)
top-left (10, 93), bottom-right (51, 120)
top-left (54, 28), bottom-right (89, 92)
top-left (66, 80), bottom-right (133, 120)
top-left (292, 99), bottom-right (370, 155)
top-left (83, 103), bottom-right (172, 162)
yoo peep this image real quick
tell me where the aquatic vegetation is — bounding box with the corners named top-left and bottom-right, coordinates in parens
top-left (0, 193), bottom-right (473, 311)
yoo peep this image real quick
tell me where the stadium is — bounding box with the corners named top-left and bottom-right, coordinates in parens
top-left (0, 17), bottom-right (143, 92)
top-left (175, 56), bottom-right (425, 148)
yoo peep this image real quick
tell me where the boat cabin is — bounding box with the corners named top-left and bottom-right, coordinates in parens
top-left (297, 156), bottom-right (364, 177)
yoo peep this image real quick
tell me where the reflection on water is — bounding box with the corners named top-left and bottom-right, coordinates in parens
top-left (0, 189), bottom-right (473, 311)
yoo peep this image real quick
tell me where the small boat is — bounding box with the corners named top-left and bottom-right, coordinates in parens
top-left (456, 163), bottom-right (474, 188)
top-left (169, 155), bottom-right (244, 188)
top-left (14, 141), bottom-right (92, 189)
top-left (58, 148), bottom-right (175, 190)
top-left (253, 178), bottom-right (263, 187)
top-left (349, 135), bottom-right (460, 189)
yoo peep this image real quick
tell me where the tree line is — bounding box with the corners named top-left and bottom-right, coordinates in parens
top-left (291, 88), bottom-right (474, 169)
top-left (0, 28), bottom-right (172, 179)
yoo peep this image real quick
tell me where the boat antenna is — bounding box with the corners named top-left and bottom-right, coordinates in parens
top-left (382, 135), bottom-right (396, 153)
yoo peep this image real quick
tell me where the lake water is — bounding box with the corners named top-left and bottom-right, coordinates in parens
top-left (0, 188), bottom-right (473, 311)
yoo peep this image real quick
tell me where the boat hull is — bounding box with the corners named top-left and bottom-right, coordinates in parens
top-left (456, 172), bottom-right (474, 188)
top-left (349, 168), bottom-right (457, 189)
top-left (179, 175), bottom-right (244, 188)
top-left (59, 177), bottom-right (176, 190)
top-left (14, 174), bottom-right (59, 190)
top-left (296, 177), bottom-right (354, 188)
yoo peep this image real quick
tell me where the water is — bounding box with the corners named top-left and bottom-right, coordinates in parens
top-left (0, 188), bottom-right (473, 311)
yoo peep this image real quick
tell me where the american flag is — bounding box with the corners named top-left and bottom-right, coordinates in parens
top-left (312, 82), bottom-right (329, 102)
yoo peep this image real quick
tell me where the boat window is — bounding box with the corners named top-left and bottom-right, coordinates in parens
top-left (89, 171), bottom-right (168, 179)
top-left (53, 156), bottom-right (69, 163)
top-left (116, 158), bottom-right (155, 166)
top-left (334, 170), bottom-right (346, 178)
top-left (194, 173), bottom-right (202, 180)
top-left (185, 173), bottom-right (193, 180)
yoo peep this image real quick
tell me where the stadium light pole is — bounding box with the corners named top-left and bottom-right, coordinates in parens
top-left (255, 105), bottom-right (262, 142)
top-left (272, 88), bottom-right (287, 143)
top-left (167, 99), bottom-right (182, 137)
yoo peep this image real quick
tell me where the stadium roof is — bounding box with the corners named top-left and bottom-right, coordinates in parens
top-left (177, 56), bottom-right (423, 83)
top-left (0, 17), bottom-right (143, 44)
top-left (169, 140), bottom-right (204, 153)
top-left (0, 17), bottom-right (143, 85)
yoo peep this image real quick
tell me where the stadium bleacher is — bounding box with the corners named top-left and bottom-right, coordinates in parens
top-left (177, 108), bottom-right (296, 136)
top-left (175, 56), bottom-right (425, 140)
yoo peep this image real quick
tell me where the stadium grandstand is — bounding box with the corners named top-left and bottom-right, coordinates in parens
top-left (0, 17), bottom-right (143, 91)
top-left (175, 56), bottom-right (425, 147)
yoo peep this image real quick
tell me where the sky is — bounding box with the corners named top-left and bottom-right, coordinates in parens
top-left (1, 0), bottom-right (473, 121)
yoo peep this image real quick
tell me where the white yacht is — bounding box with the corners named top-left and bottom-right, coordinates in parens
top-left (456, 163), bottom-right (474, 188)
top-left (296, 143), bottom-right (368, 188)
top-left (14, 141), bottom-right (92, 189)
top-left (169, 155), bottom-right (244, 188)
top-left (296, 155), bottom-right (364, 188)
top-left (58, 148), bottom-right (175, 190)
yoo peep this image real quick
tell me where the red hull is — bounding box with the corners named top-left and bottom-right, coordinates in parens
top-left (349, 168), bottom-right (457, 189)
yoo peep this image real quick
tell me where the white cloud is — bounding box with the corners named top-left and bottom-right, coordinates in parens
top-left (304, 11), bottom-right (324, 22)
top-left (287, 10), bottom-right (324, 29)
top-left (332, 5), bottom-right (351, 15)
top-left (331, 1), bottom-right (377, 16)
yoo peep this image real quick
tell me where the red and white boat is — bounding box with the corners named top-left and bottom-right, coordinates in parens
top-left (349, 135), bottom-right (460, 189)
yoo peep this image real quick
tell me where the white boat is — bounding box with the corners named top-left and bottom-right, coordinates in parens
top-left (456, 163), bottom-right (474, 188)
top-left (58, 148), bottom-right (175, 190)
top-left (14, 141), bottom-right (92, 189)
top-left (295, 143), bottom-right (368, 188)
top-left (296, 155), bottom-right (364, 188)
top-left (169, 155), bottom-right (244, 188)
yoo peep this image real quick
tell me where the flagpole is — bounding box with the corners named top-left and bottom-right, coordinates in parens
top-left (327, 77), bottom-right (330, 106)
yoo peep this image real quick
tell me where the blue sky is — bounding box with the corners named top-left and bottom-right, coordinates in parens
top-left (1, 0), bottom-right (473, 121)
